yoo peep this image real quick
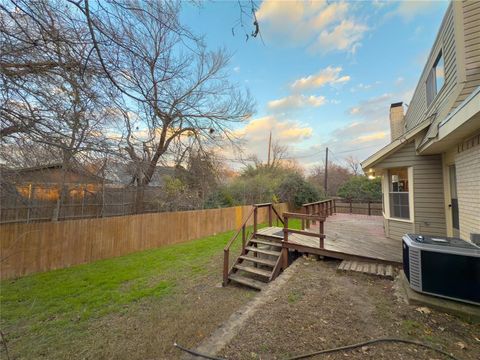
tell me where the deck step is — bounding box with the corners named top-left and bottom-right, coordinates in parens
top-left (238, 255), bottom-right (276, 267)
top-left (249, 238), bottom-right (282, 247)
top-left (245, 246), bottom-right (281, 257)
top-left (234, 264), bottom-right (272, 278)
top-left (337, 260), bottom-right (396, 280)
top-left (228, 273), bottom-right (266, 290)
top-left (255, 233), bottom-right (283, 241)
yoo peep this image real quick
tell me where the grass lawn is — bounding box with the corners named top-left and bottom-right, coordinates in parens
top-left (0, 220), bottom-right (300, 359)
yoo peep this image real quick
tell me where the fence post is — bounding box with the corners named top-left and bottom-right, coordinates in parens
top-left (349, 199), bottom-right (353, 214)
top-left (368, 200), bottom-right (371, 216)
top-left (333, 199), bottom-right (336, 213)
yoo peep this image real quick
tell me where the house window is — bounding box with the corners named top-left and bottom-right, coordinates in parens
top-left (389, 168), bottom-right (410, 219)
top-left (426, 51), bottom-right (445, 106)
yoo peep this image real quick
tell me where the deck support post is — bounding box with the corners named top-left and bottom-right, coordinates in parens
top-left (223, 249), bottom-right (229, 286)
top-left (319, 221), bottom-right (324, 248)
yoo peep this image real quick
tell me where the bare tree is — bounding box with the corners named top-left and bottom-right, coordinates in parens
top-left (69, 0), bottom-right (254, 211)
top-left (345, 155), bottom-right (361, 175)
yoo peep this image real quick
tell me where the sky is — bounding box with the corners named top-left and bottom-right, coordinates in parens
top-left (181, 0), bottom-right (449, 171)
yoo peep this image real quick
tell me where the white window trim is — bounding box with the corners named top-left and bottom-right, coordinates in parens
top-left (382, 167), bottom-right (415, 223)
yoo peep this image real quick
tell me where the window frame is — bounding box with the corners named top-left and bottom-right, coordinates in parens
top-left (426, 50), bottom-right (445, 107)
top-left (382, 167), bottom-right (414, 223)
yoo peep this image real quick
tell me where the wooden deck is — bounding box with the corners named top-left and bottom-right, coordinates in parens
top-left (256, 213), bottom-right (402, 265)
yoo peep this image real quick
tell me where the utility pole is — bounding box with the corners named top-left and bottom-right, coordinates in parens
top-left (267, 131), bottom-right (272, 167)
top-left (324, 147), bottom-right (328, 195)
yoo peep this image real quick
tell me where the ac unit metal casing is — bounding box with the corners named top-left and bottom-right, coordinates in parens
top-left (402, 234), bottom-right (480, 305)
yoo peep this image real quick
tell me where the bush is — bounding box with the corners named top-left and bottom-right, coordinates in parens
top-left (277, 173), bottom-right (321, 207)
top-left (337, 176), bottom-right (381, 201)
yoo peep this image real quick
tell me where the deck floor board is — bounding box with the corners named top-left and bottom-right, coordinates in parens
top-left (257, 213), bottom-right (402, 264)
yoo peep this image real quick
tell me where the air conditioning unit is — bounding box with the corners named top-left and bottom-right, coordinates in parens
top-left (402, 234), bottom-right (480, 305)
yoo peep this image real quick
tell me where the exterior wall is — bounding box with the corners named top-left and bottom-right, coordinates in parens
top-left (404, 3), bottom-right (459, 132)
top-left (453, 0), bottom-right (480, 108)
top-left (387, 220), bottom-right (413, 240)
top-left (454, 134), bottom-right (480, 241)
top-left (376, 140), bottom-right (447, 240)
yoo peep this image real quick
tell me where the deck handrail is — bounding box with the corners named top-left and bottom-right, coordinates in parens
top-left (302, 198), bottom-right (335, 228)
top-left (223, 203), bottom-right (284, 286)
top-left (281, 211), bottom-right (326, 269)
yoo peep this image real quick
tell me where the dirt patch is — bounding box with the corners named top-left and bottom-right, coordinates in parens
top-left (221, 258), bottom-right (480, 360)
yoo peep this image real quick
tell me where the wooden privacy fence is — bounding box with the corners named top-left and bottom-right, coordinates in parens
top-left (0, 203), bottom-right (288, 280)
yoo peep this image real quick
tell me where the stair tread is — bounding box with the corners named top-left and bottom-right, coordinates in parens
top-left (245, 246), bottom-right (281, 256)
top-left (249, 238), bottom-right (282, 247)
top-left (234, 264), bottom-right (272, 277)
top-left (255, 233), bottom-right (283, 240)
top-left (239, 255), bottom-right (276, 267)
top-left (229, 273), bottom-right (266, 290)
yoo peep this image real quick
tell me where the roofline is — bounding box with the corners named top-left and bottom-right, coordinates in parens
top-left (361, 120), bottom-right (431, 170)
top-left (417, 86), bottom-right (480, 153)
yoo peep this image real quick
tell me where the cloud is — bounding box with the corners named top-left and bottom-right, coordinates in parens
top-left (291, 66), bottom-right (350, 91)
top-left (233, 66), bottom-right (240, 73)
top-left (356, 131), bottom-right (388, 143)
top-left (391, 1), bottom-right (442, 21)
top-left (311, 20), bottom-right (368, 54)
top-left (395, 76), bottom-right (404, 86)
top-left (268, 94), bottom-right (326, 110)
top-left (237, 116), bottom-right (313, 143)
top-left (256, 0), bottom-right (368, 54)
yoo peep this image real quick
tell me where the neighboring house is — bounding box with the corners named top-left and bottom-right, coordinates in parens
top-left (0, 163), bottom-right (108, 201)
top-left (362, 1), bottom-right (480, 243)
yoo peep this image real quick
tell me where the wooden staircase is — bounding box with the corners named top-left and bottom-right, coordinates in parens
top-left (228, 235), bottom-right (283, 290)
top-left (223, 201), bottom-right (332, 291)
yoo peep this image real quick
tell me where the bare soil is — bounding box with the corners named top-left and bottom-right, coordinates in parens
top-left (221, 258), bottom-right (480, 360)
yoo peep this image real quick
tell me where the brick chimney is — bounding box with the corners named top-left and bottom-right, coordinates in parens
top-left (390, 102), bottom-right (405, 141)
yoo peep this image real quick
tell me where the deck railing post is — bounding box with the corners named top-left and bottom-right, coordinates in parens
top-left (333, 199), bottom-right (336, 213)
top-left (241, 224), bottom-right (246, 254)
top-left (349, 199), bottom-right (353, 214)
top-left (253, 206), bottom-right (258, 235)
top-left (368, 200), bottom-right (371, 216)
top-left (268, 204), bottom-right (272, 227)
top-left (223, 249), bottom-right (229, 286)
top-left (282, 215), bottom-right (289, 269)
top-left (305, 206), bottom-right (310, 229)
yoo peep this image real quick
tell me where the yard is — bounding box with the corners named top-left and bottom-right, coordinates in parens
top-left (0, 221), bottom-right (300, 359)
top-left (1, 218), bottom-right (479, 360)
top-left (221, 259), bottom-right (480, 360)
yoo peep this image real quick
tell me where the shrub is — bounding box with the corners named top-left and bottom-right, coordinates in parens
top-left (337, 176), bottom-right (381, 201)
top-left (277, 173), bottom-right (321, 207)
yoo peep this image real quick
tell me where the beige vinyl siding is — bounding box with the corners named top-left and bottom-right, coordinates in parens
top-left (453, 0), bottom-right (480, 108)
top-left (388, 220), bottom-right (413, 240)
top-left (455, 137), bottom-right (480, 241)
top-left (376, 141), bottom-right (447, 240)
top-left (404, 4), bottom-right (458, 133)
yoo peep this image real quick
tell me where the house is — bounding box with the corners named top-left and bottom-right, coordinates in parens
top-left (361, 1), bottom-right (480, 243)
